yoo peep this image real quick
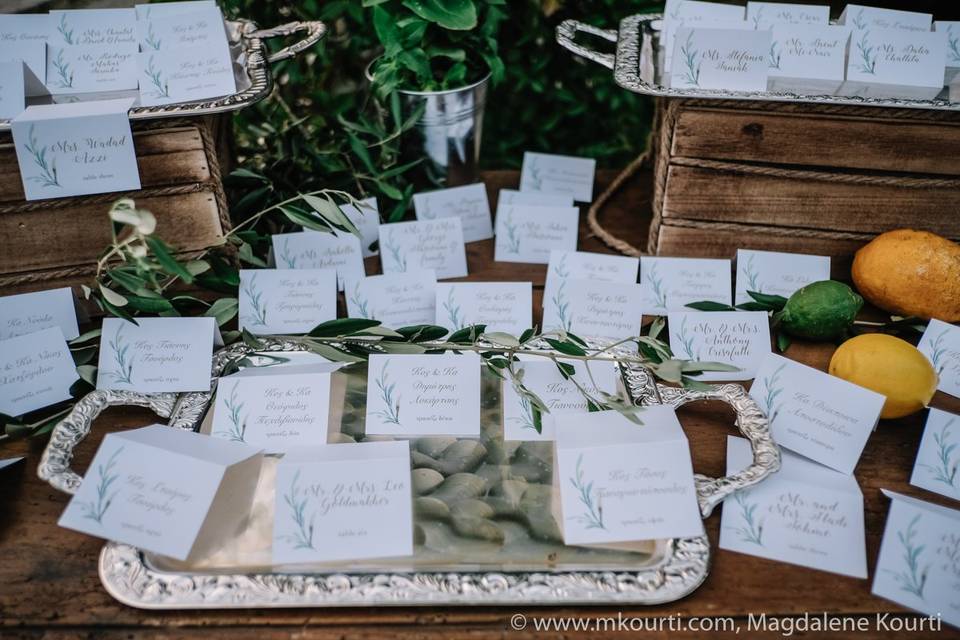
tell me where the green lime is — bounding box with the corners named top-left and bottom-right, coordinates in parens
top-left (774, 280), bottom-right (863, 341)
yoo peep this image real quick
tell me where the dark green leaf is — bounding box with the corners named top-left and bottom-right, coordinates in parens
top-left (543, 338), bottom-right (586, 357)
top-left (145, 236), bottom-right (194, 283)
top-left (686, 300), bottom-right (736, 312)
top-left (310, 318), bottom-right (382, 337)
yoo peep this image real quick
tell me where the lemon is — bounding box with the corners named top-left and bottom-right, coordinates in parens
top-left (829, 334), bottom-right (938, 420)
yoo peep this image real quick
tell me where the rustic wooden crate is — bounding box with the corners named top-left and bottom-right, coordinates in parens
top-left (0, 115), bottom-right (232, 296)
top-left (649, 99), bottom-right (960, 277)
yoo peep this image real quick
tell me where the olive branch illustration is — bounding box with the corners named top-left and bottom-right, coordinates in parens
top-left (57, 13), bottom-right (75, 45)
top-left (885, 514), bottom-right (930, 600)
top-left (105, 324), bottom-right (135, 385)
top-left (526, 157), bottom-right (543, 190)
top-left (552, 252), bottom-right (570, 281)
top-left (646, 262), bottom-right (668, 312)
top-left (144, 22), bottom-right (162, 51)
top-left (371, 360), bottom-right (402, 426)
top-left (23, 125), bottom-right (61, 189)
top-left (217, 383), bottom-right (248, 443)
top-left (730, 490), bottom-right (764, 546)
top-left (743, 253), bottom-right (762, 294)
top-left (920, 418), bottom-right (958, 490)
top-left (278, 238), bottom-right (298, 268)
top-left (240, 273), bottom-right (268, 327)
top-left (751, 7), bottom-right (764, 29)
top-left (760, 362), bottom-right (786, 423)
top-left (350, 282), bottom-right (373, 319)
top-left (551, 279), bottom-right (572, 332)
top-left (51, 49), bottom-right (74, 89)
top-left (769, 40), bottom-right (782, 70)
top-left (443, 288), bottom-right (465, 330)
top-left (856, 31), bottom-right (877, 75)
top-left (938, 533), bottom-right (960, 576)
top-left (510, 394), bottom-right (538, 432)
top-left (948, 26), bottom-right (960, 64)
top-left (145, 56), bottom-right (170, 99)
top-left (926, 329), bottom-right (950, 376)
top-left (569, 453), bottom-right (605, 530)
top-left (503, 211), bottom-right (521, 254)
top-left (79, 446), bottom-right (123, 525)
top-left (680, 31), bottom-right (701, 86)
top-left (851, 9), bottom-right (868, 30)
top-left (281, 469), bottom-right (316, 551)
top-left (382, 230), bottom-right (407, 272)
top-left (676, 316), bottom-right (699, 360)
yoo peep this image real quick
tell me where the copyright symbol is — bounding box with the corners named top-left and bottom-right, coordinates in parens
top-left (510, 614), bottom-right (527, 630)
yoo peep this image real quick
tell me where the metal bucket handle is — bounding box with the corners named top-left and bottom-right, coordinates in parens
top-left (556, 19), bottom-right (618, 70)
top-left (247, 20), bottom-right (328, 64)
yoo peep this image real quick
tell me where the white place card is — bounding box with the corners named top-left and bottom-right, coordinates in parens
top-left (0, 457), bottom-right (24, 471)
top-left (0, 14), bottom-right (49, 88)
top-left (211, 370), bottom-right (331, 453)
top-left (0, 43), bottom-right (47, 98)
top-left (936, 22), bottom-right (960, 84)
top-left (271, 230), bottom-right (365, 292)
top-left (735, 249), bottom-right (831, 305)
top-left (911, 408), bottom-right (960, 502)
top-left (543, 278), bottom-right (644, 348)
top-left (554, 407), bottom-right (704, 545)
top-left (273, 441), bottom-right (413, 564)
top-left (137, 45), bottom-right (236, 106)
top-left (640, 256), bottom-right (732, 314)
top-left (0, 61), bottom-right (26, 120)
top-left (662, 0), bottom-right (747, 72)
top-left (872, 491), bottom-right (960, 629)
top-left (497, 188), bottom-right (573, 209)
top-left (135, 1), bottom-right (217, 21)
top-left (842, 28), bottom-right (946, 100)
top-left (435, 282), bottom-right (531, 334)
top-left (503, 358), bottom-right (619, 441)
top-left (720, 435), bottom-right (868, 578)
top-left (747, 2), bottom-right (830, 29)
top-left (12, 98), bottom-right (140, 201)
top-left (840, 5), bottom-right (932, 33)
top-left (768, 24), bottom-right (852, 94)
top-left (0, 287), bottom-right (78, 341)
top-left (378, 218), bottom-right (468, 280)
top-left (137, 6), bottom-right (228, 52)
top-left (238, 269), bottom-right (336, 335)
top-left (49, 9), bottom-right (138, 48)
top-left (667, 311), bottom-right (771, 380)
top-left (670, 27), bottom-right (772, 92)
top-left (413, 183), bottom-right (493, 243)
top-left (918, 318), bottom-right (960, 399)
top-left (59, 424), bottom-right (262, 561)
top-left (544, 250), bottom-right (639, 309)
top-left (346, 270), bottom-right (437, 327)
top-left (46, 44), bottom-right (138, 95)
top-left (96, 317), bottom-right (217, 392)
top-left (493, 204), bottom-right (579, 264)
top-left (340, 197), bottom-right (380, 257)
top-left (0, 327), bottom-right (77, 417)
top-left (519, 152), bottom-right (596, 203)
top-left (750, 353), bottom-right (885, 474)
top-left (365, 353), bottom-right (481, 437)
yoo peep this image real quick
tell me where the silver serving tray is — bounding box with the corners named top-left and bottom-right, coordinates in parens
top-left (557, 13), bottom-right (960, 111)
top-left (38, 339), bottom-right (779, 608)
top-left (0, 19), bottom-right (327, 132)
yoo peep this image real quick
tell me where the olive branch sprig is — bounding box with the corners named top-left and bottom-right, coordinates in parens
top-left (920, 418), bottom-right (958, 489)
top-left (281, 469), bottom-right (315, 550)
top-left (144, 22), bottom-right (162, 51)
top-left (886, 514), bottom-right (930, 600)
top-left (570, 453), bottom-right (605, 530)
top-left (79, 446), bottom-right (123, 524)
top-left (443, 288), bottom-right (465, 330)
top-left (51, 49), bottom-right (74, 89)
top-left (23, 125), bottom-right (61, 188)
top-left (145, 56), bottom-right (170, 99)
top-left (57, 13), bottom-right (75, 45)
top-left (350, 282), bottom-right (374, 319)
top-left (680, 31), bottom-right (701, 86)
top-left (240, 273), bottom-right (268, 327)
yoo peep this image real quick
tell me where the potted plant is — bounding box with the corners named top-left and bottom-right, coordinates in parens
top-left (365, 0), bottom-right (506, 187)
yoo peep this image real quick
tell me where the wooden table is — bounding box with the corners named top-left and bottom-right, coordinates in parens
top-left (2, 170), bottom-right (958, 639)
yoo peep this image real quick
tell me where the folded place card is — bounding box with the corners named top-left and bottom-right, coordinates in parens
top-left (746, 2), bottom-right (830, 29)
top-left (735, 249), bottom-right (831, 305)
top-left (503, 358), bottom-right (620, 441)
top-left (413, 183), bottom-right (493, 243)
top-left (96, 317), bottom-right (217, 392)
top-left (662, 0), bottom-right (747, 73)
top-left (273, 441), bottom-right (413, 564)
top-left (378, 218), bottom-right (468, 280)
top-left (840, 5), bottom-right (932, 33)
top-left (435, 282), bottom-right (532, 334)
top-left (842, 27), bottom-right (946, 100)
top-left (12, 98), bottom-right (140, 201)
top-left (720, 435), bottom-right (867, 578)
top-left (670, 27), bottom-right (771, 92)
top-left (271, 230), bottom-right (365, 292)
top-left (872, 491), bottom-right (960, 629)
top-left (0, 14), bottom-right (48, 91)
top-left (59, 424), bottom-right (263, 562)
top-left (365, 353), bottom-right (481, 437)
top-left (0, 326), bottom-right (77, 417)
top-left (519, 152), bottom-right (596, 203)
top-left (911, 408), bottom-right (960, 502)
top-left (137, 44), bottom-right (236, 106)
top-left (918, 318), bottom-right (960, 399)
top-left (543, 278), bottom-right (644, 348)
top-left (493, 203), bottom-right (579, 264)
top-left (667, 311), bottom-right (771, 381)
top-left (554, 407), bottom-right (704, 545)
top-left (640, 256), bottom-right (732, 315)
top-left (0, 457), bottom-right (24, 471)
top-left (46, 44), bottom-right (139, 95)
top-left (936, 22), bottom-right (960, 84)
top-left (497, 188), bottom-right (573, 209)
top-left (544, 250), bottom-right (639, 309)
top-left (750, 353), bottom-right (885, 475)
top-left (49, 9), bottom-right (138, 49)
top-left (0, 61), bottom-right (26, 120)
top-left (340, 197), bottom-right (380, 257)
top-left (346, 270), bottom-right (437, 327)
top-left (135, 1), bottom-right (217, 21)
top-left (768, 24), bottom-right (852, 94)
top-left (238, 269), bottom-right (336, 335)
top-left (0, 287), bottom-right (79, 341)
top-left (136, 6), bottom-right (228, 52)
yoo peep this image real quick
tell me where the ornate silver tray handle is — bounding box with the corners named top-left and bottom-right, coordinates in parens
top-left (39, 340), bottom-right (779, 608)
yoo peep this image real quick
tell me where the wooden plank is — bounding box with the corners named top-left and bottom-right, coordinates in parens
top-left (671, 107), bottom-right (960, 175)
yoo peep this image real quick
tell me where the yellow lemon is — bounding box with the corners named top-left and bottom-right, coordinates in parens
top-left (828, 334), bottom-right (938, 420)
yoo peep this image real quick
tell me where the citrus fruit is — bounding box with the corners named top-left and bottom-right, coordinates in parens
top-left (775, 280), bottom-right (863, 341)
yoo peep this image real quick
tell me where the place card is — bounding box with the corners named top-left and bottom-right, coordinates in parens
top-left (918, 319), bottom-right (960, 399)
top-left (435, 282), bottom-right (532, 334)
top-left (273, 441), bottom-right (413, 564)
top-left (0, 457), bottom-right (24, 472)
top-left (137, 44), bottom-right (236, 106)
top-left (59, 424), bottom-right (263, 561)
top-left (554, 407), bottom-right (704, 545)
top-left (735, 249), bottom-right (831, 305)
top-left (0, 327), bottom-right (77, 417)
top-left (839, 5), bottom-right (932, 33)
top-left (238, 269), bottom-right (336, 335)
top-left (340, 197), bottom-right (380, 257)
top-left (211, 370), bottom-right (331, 453)
top-left (0, 61), bottom-right (26, 121)
top-left (48, 9), bottom-right (138, 49)
top-left (842, 28), bottom-right (946, 100)
top-left (497, 188), bottom-right (573, 209)
top-left (720, 435), bottom-right (868, 578)
top-left (0, 287), bottom-right (79, 341)
top-left (872, 491), bottom-right (960, 629)
top-left (136, 6), bottom-right (228, 52)
top-left (271, 230), bottom-right (365, 292)
top-left (543, 278), bottom-right (644, 348)
top-left (346, 270), bottom-right (437, 327)
top-left (95, 317), bottom-right (217, 392)
top-left (639, 256), bottom-right (732, 314)
top-left (667, 311), bottom-right (771, 380)
top-left (670, 27), bottom-right (772, 92)
top-left (519, 152), bottom-right (596, 203)
top-left (45, 44), bottom-right (138, 95)
top-left (503, 358), bottom-right (620, 441)
top-left (378, 218), bottom-right (468, 280)
top-left (135, 1), bottom-right (217, 21)
top-left (493, 204), bottom-right (579, 264)
top-left (662, 0), bottom-right (747, 73)
top-left (12, 98), bottom-right (140, 201)
top-left (768, 24), bottom-right (852, 94)
top-left (544, 250), bottom-right (639, 308)
top-left (746, 2), bottom-right (829, 29)
top-left (0, 14), bottom-right (49, 89)
top-left (750, 353), bottom-right (885, 474)
top-left (364, 353), bottom-right (481, 437)
top-left (936, 22), bottom-right (960, 84)
top-left (910, 408), bottom-right (960, 502)
top-left (413, 183), bottom-right (493, 243)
